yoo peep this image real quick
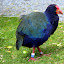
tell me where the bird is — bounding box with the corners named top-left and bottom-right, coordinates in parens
top-left (16, 4), bottom-right (63, 61)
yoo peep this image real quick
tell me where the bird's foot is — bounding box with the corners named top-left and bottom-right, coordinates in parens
top-left (28, 57), bottom-right (36, 61)
top-left (40, 53), bottom-right (51, 57)
top-left (40, 53), bottom-right (44, 57)
top-left (28, 53), bottom-right (51, 61)
top-left (44, 53), bottom-right (51, 56)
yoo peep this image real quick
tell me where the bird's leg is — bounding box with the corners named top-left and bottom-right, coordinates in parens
top-left (28, 46), bottom-right (36, 61)
top-left (37, 46), bottom-right (51, 56)
top-left (37, 46), bottom-right (43, 56)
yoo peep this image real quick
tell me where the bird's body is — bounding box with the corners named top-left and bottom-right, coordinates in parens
top-left (16, 4), bottom-right (63, 61)
top-left (16, 12), bottom-right (59, 48)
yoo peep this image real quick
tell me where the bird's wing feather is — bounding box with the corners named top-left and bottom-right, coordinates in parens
top-left (17, 12), bottom-right (49, 38)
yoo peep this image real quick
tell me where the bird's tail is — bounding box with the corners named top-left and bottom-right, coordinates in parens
top-left (16, 39), bottom-right (23, 50)
top-left (16, 31), bottom-right (24, 50)
top-left (16, 40), bottom-right (19, 50)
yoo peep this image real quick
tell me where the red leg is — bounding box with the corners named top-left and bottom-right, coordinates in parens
top-left (37, 46), bottom-right (43, 56)
top-left (32, 46), bottom-right (35, 53)
top-left (37, 46), bottom-right (51, 57)
top-left (28, 46), bottom-right (36, 61)
top-left (37, 46), bottom-right (42, 52)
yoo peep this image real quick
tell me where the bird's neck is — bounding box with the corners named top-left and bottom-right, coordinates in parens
top-left (44, 11), bottom-right (59, 26)
top-left (44, 11), bottom-right (57, 21)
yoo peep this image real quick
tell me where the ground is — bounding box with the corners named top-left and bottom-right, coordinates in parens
top-left (0, 17), bottom-right (64, 64)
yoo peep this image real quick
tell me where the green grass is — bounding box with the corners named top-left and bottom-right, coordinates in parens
top-left (0, 17), bottom-right (64, 64)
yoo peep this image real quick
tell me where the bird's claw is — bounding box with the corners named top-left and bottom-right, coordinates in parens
top-left (28, 53), bottom-right (51, 61)
top-left (28, 57), bottom-right (36, 61)
top-left (44, 53), bottom-right (51, 56)
top-left (28, 57), bottom-right (41, 61)
top-left (40, 53), bottom-right (44, 57)
top-left (40, 53), bottom-right (51, 57)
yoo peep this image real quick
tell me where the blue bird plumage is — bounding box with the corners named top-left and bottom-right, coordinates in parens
top-left (16, 4), bottom-right (63, 61)
top-left (16, 4), bottom-right (62, 50)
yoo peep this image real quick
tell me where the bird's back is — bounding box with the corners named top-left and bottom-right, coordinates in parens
top-left (17, 12), bottom-right (49, 39)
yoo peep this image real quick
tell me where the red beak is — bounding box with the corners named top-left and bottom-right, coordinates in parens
top-left (56, 9), bottom-right (63, 15)
top-left (55, 5), bottom-right (63, 15)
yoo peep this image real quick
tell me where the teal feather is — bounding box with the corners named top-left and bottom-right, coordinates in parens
top-left (17, 12), bottom-right (49, 38)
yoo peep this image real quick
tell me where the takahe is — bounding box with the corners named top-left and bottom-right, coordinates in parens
top-left (16, 4), bottom-right (63, 61)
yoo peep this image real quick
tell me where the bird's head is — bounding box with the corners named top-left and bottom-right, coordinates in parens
top-left (55, 5), bottom-right (63, 15)
top-left (45, 4), bottom-right (63, 15)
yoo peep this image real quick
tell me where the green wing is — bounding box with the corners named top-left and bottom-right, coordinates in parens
top-left (17, 12), bottom-right (49, 38)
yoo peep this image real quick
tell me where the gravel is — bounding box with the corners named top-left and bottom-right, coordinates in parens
top-left (1, 0), bottom-right (64, 21)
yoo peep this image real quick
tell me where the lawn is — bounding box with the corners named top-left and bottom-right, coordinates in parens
top-left (0, 17), bottom-right (64, 64)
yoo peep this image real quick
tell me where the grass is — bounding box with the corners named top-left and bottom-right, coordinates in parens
top-left (0, 17), bottom-right (64, 64)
